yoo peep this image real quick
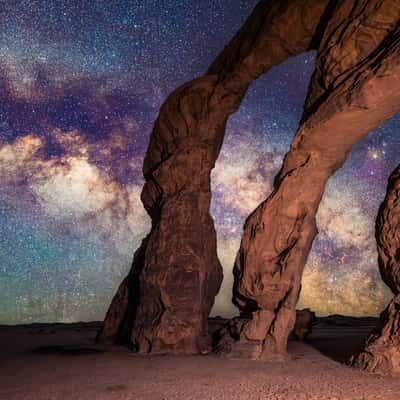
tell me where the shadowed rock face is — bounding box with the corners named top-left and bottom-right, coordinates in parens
top-left (352, 167), bottom-right (400, 375)
top-left (98, 0), bottom-right (400, 356)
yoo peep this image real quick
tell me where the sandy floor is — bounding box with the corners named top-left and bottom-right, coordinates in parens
top-left (1, 319), bottom-right (400, 400)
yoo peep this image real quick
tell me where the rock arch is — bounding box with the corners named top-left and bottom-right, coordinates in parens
top-left (98, 0), bottom-right (400, 356)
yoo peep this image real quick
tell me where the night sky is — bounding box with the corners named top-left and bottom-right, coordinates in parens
top-left (0, 0), bottom-right (399, 324)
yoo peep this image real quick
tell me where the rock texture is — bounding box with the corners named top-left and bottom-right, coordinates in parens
top-left (98, 0), bottom-right (400, 356)
top-left (352, 166), bottom-right (400, 375)
top-left (97, 0), bottom-right (331, 353)
top-left (230, 0), bottom-right (400, 359)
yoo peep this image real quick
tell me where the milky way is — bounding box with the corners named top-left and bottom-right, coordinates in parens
top-left (0, 1), bottom-right (398, 324)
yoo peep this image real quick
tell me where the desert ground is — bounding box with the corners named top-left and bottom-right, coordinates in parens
top-left (1, 317), bottom-right (400, 400)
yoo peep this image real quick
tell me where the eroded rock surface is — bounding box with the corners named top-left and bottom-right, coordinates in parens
top-left (352, 166), bottom-right (400, 375)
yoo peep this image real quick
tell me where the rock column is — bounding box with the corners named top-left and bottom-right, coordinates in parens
top-left (352, 166), bottom-right (400, 375)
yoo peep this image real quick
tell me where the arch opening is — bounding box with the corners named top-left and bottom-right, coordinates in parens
top-left (299, 114), bottom-right (400, 318)
top-left (210, 50), bottom-right (317, 318)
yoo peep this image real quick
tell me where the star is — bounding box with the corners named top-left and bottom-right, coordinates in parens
top-left (368, 149), bottom-right (381, 160)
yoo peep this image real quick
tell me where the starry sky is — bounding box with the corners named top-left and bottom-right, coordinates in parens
top-left (0, 0), bottom-right (399, 324)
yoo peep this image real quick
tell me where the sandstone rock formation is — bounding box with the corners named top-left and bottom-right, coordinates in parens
top-left (352, 166), bottom-right (400, 375)
top-left (98, 0), bottom-right (400, 356)
top-left (229, 0), bottom-right (400, 360)
top-left (97, 0), bottom-right (331, 353)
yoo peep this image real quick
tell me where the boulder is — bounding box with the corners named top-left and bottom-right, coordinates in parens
top-left (293, 309), bottom-right (317, 340)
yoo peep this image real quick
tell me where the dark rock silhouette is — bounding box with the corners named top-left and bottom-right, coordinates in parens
top-left (98, 0), bottom-right (400, 356)
top-left (293, 309), bottom-right (317, 340)
top-left (352, 166), bottom-right (400, 375)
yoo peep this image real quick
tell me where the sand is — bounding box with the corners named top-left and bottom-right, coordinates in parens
top-left (1, 318), bottom-right (400, 400)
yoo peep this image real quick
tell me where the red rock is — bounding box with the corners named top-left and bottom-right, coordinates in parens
top-left (352, 166), bottom-right (400, 375)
